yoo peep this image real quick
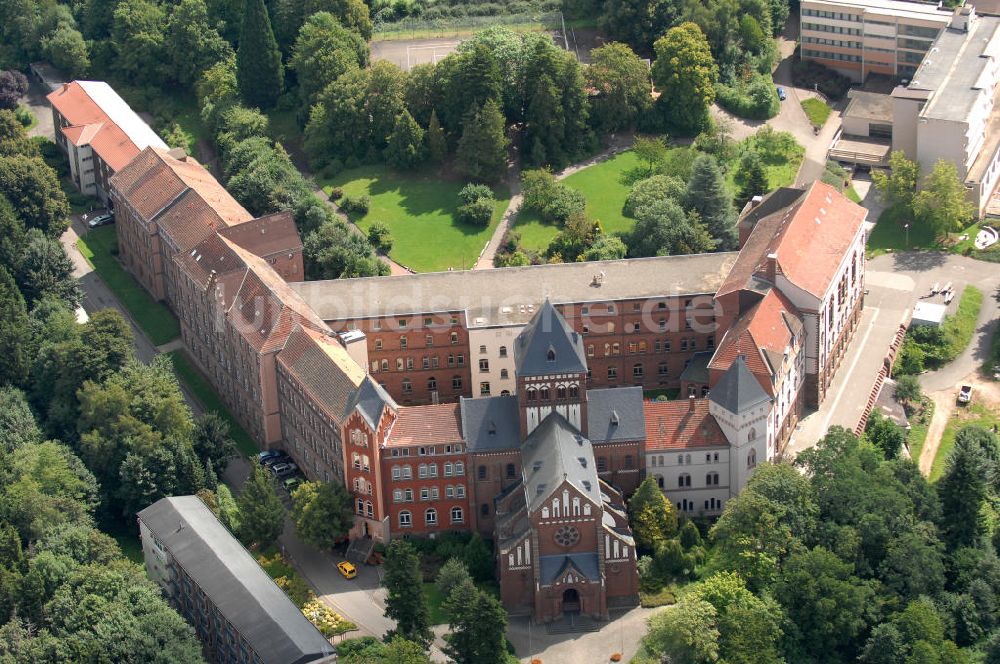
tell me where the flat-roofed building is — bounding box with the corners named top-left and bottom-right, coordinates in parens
top-left (137, 496), bottom-right (336, 664)
top-left (800, 0), bottom-right (951, 81)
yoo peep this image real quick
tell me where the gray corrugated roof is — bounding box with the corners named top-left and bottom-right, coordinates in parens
top-left (514, 300), bottom-right (588, 377)
top-left (539, 553), bottom-right (600, 585)
top-left (708, 356), bottom-right (771, 414)
top-left (136, 497), bottom-right (335, 664)
top-left (586, 387), bottom-right (645, 443)
top-left (679, 351), bottom-right (713, 385)
top-left (521, 413), bottom-right (600, 512)
top-left (347, 376), bottom-right (397, 428)
top-left (459, 395), bottom-right (521, 452)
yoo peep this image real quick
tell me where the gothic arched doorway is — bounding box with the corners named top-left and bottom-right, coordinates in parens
top-left (562, 588), bottom-right (580, 613)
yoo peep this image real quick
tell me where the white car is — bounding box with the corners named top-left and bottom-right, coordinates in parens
top-left (958, 385), bottom-right (973, 404)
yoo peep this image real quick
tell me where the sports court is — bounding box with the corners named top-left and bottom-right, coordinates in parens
top-left (370, 38), bottom-right (464, 71)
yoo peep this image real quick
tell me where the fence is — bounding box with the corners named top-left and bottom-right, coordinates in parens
top-left (373, 11), bottom-right (564, 40)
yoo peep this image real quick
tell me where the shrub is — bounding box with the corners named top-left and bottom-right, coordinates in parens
top-left (367, 221), bottom-right (393, 253)
top-left (458, 182), bottom-right (494, 206)
top-left (542, 185), bottom-right (586, 225)
top-left (715, 75), bottom-right (779, 120)
top-left (340, 194), bottom-right (370, 215)
top-left (624, 175), bottom-right (686, 217)
top-left (328, 187), bottom-right (344, 201)
top-left (458, 197), bottom-right (495, 226)
top-left (14, 106), bottom-right (33, 127)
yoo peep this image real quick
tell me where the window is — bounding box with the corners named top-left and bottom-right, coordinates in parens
top-left (428, 377), bottom-right (437, 391)
top-left (658, 362), bottom-right (669, 376)
top-left (366, 501), bottom-right (373, 517)
top-left (420, 488), bottom-right (429, 500)
top-left (425, 508), bottom-right (438, 526)
top-left (748, 449), bottom-right (757, 469)
top-left (632, 323), bottom-right (640, 333)
top-left (456, 484), bottom-right (465, 497)
top-left (481, 503), bottom-right (490, 516)
top-left (444, 462), bottom-right (453, 476)
top-left (393, 488), bottom-right (403, 501)
top-left (446, 486), bottom-right (454, 498)
top-left (480, 382), bottom-right (491, 396)
top-left (597, 457), bottom-right (607, 472)
top-left (402, 379), bottom-right (412, 394)
top-left (419, 464), bottom-right (428, 478)
top-left (402, 465), bottom-right (412, 479)
top-left (397, 319), bottom-right (407, 328)
top-left (540, 387), bottom-right (550, 400)
top-left (657, 475), bottom-right (664, 489)
top-left (499, 345), bottom-right (507, 357)
top-left (424, 317), bottom-right (433, 326)
top-left (608, 367), bottom-right (617, 380)
top-left (457, 354), bottom-right (465, 367)
top-left (450, 332), bottom-right (459, 345)
top-left (426, 335), bottom-right (433, 346)
top-left (428, 464), bottom-right (438, 478)
top-left (587, 344), bottom-right (594, 357)
top-left (356, 498), bottom-right (364, 514)
top-left (396, 358), bottom-right (404, 371)
top-left (612, 343), bottom-right (620, 355)
top-left (392, 466), bottom-right (401, 480)
top-left (547, 349), bottom-right (556, 362)
top-left (569, 385), bottom-right (579, 398)
top-left (607, 304), bottom-right (615, 313)
top-left (707, 335), bottom-right (715, 349)
top-left (455, 462), bottom-right (464, 475)
top-left (557, 386), bottom-right (566, 399)
top-left (707, 472), bottom-right (719, 486)
top-left (452, 376), bottom-right (463, 391)
top-left (381, 359), bottom-right (389, 372)
top-left (678, 473), bottom-right (691, 488)
top-left (506, 463), bottom-right (517, 478)
top-left (478, 465), bottom-right (487, 480)
top-left (500, 368), bottom-right (509, 379)
top-left (527, 388), bottom-right (537, 401)
top-left (633, 363), bottom-right (644, 378)
top-left (431, 357), bottom-right (439, 368)
top-left (582, 325), bottom-right (589, 335)
top-left (422, 357), bottom-right (430, 370)
top-left (375, 338), bottom-right (383, 350)
top-left (479, 358), bottom-right (489, 372)
top-left (624, 455), bottom-right (634, 469)
top-left (479, 345), bottom-right (487, 354)
top-left (399, 511), bottom-right (412, 527)
top-left (450, 507), bottom-right (464, 523)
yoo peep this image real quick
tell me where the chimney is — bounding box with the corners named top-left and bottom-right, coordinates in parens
top-left (62, 82), bottom-right (69, 92)
top-left (688, 394), bottom-right (696, 412)
top-left (765, 253), bottom-right (778, 283)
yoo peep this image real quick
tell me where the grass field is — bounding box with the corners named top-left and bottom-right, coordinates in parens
top-left (107, 522), bottom-right (145, 564)
top-left (423, 583), bottom-right (450, 625)
top-left (866, 206), bottom-right (938, 256)
top-left (930, 403), bottom-right (1000, 482)
top-left (76, 226), bottom-right (181, 345)
top-left (801, 98), bottom-right (832, 129)
top-left (166, 351), bottom-right (259, 457)
top-left (320, 165), bottom-right (510, 272)
top-left (561, 150), bottom-right (644, 237)
top-left (941, 286), bottom-right (983, 360)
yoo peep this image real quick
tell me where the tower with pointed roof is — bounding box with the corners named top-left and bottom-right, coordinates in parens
top-left (708, 356), bottom-right (774, 493)
top-left (513, 299), bottom-right (590, 439)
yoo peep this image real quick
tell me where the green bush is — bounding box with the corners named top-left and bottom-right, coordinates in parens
top-left (715, 75), bottom-right (780, 120)
top-left (459, 182), bottom-right (494, 206)
top-left (367, 221), bottom-right (393, 252)
top-left (624, 175), bottom-right (686, 217)
top-left (542, 185), bottom-right (586, 224)
top-left (458, 197), bottom-right (495, 226)
top-left (340, 194), bottom-right (371, 215)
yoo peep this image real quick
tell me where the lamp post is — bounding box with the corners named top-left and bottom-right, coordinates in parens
top-left (904, 222), bottom-right (910, 248)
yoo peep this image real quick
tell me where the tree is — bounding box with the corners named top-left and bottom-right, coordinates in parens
top-left (625, 174), bottom-right (686, 216)
top-left (236, 466), bottom-right (286, 548)
top-left (913, 160), bottom-right (976, 239)
top-left (600, 0), bottom-right (676, 49)
top-left (652, 23), bottom-right (718, 135)
top-left (462, 533), bottom-right (494, 582)
top-left (872, 150), bottom-right (919, 211)
top-left (643, 595), bottom-right (720, 664)
top-left (587, 42), bottom-right (652, 133)
top-left (0, 111), bottom-right (36, 157)
top-left (367, 221), bottom-right (393, 253)
top-left (436, 558), bottom-right (473, 600)
top-left (626, 199), bottom-right (716, 258)
top-left (0, 70), bottom-right (29, 111)
top-left (425, 110), bottom-right (447, 164)
top-left (0, 265), bottom-right (30, 387)
top-left (628, 476), bottom-right (678, 551)
top-left (775, 547), bottom-right (876, 660)
top-left (937, 429), bottom-right (993, 550)
top-left (581, 235), bottom-right (628, 261)
top-left (164, 0), bottom-right (233, 88)
top-left (877, 524), bottom-right (945, 601)
top-left (0, 386), bottom-right (41, 452)
top-left (683, 154), bottom-right (737, 249)
top-left (385, 110), bottom-right (425, 170)
top-left (383, 539), bottom-right (432, 648)
top-left (236, 0), bottom-right (283, 109)
top-left (15, 229), bottom-right (81, 307)
top-left (444, 583), bottom-right (508, 664)
top-left (457, 100), bottom-right (508, 184)
top-left (864, 410), bottom-right (906, 460)
top-left (41, 25), bottom-right (90, 78)
top-left (290, 481), bottom-right (354, 549)
top-left (0, 155), bottom-right (70, 237)
top-left (303, 219), bottom-right (390, 279)
top-left (290, 11), bottom-right (368, 107)
top-left (192, 412), bottom-right (236, 468)
top-left (737, 152), bottom-right (769, 206)
top-left (111, 0), bottom-right (167, 85)
top-left (633, 136), bottom-right (668, 175)
top-left (338, 635), bottom-right (433, 664)
top-left (894, 374), bottom-right (921, 408)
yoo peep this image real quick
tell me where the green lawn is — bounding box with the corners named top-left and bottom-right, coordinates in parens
top-left (107, 521), bottom-right (145, 564)
top-left (422, 583), bottom-right (450, 625)
top-left (801, 98), bottom-right (832, 129)
top-left (319, 165), bottom-right (510, 272)
top-left (941, 286), bottom-right (983, 360)
top-left (930, 403), bottom-right (1000, 482)
top-left (561, 149), bottom-right (644, 237)
top-left (866, 206), bottom-right (938, 256)
top-left (511, 208), bottom-right (561, 254)
top-left (166, 351), bottom-right (258, 457)
top-left (846, 185), bottom-right (862, 203)
top-left (906, 398), bottom-right (934, 465)
top-left (76, 226), bottom-right (181, 345)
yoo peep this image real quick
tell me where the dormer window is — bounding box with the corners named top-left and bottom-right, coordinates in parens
top-left (610, 410), bottom-right (619, 426)
top-left (547, 348), bottom-right (556, 362)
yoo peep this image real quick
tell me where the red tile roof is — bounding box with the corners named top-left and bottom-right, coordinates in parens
top-left (386, 404), bottom-right (464, 447)
top-left (218, 211), bottom-right (302, 259)
top-left (277, 325), bottom-right (365, 422)
top-left (719, 181), bottom-right (867, 300)
top-left (644, 399), bottom-right (728, 450)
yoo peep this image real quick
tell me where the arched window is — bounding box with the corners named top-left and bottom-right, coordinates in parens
top-left (685, 454), bottom-right (691, 464)
top-left (748, 427), bottom-right (757, 441)
top-left (547, 349), bottom-right (556, 362)
top-left (748, 449), bottom-right (757, 469)
top-left (557, 386), bottom-right (567, 399)
top-left (425, 508), bottom-right (438, 525)
top-left (501, 389), bottom-right (511, 396)
top-left (356, 498), bottom-right (364, 514)
top-left (399, 510), bottom-right (412, 527)
top-left (381, 359), bottom-right (389, 372)
top-left (450, 507), bottom-right (464, 523)
top-left (527, 388), bottom-right (537, 401)
top-left (365, 501), bottom-right (373, 517)
top-left (499, 345), bottom-right (508, 357)
top-left (569, 385), bottom-right (579, 398)
top-left (678, 473), bottom-right (691, 488)
top-left (540, 387), bottom-right (550, 400)
top-left (500, 369), bottom-right (509, 379)
top-left (455, 462), bottom-right (464, 475)
top-left (633, 363), bottom-right (644, 378)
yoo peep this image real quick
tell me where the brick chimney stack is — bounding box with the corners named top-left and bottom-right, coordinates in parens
top-left (688, 394), bottom-right (696, 412)
top-left (765, 253), bottom-right (778, 284)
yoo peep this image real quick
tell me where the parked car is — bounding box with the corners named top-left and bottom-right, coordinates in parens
top-left (262, 452), bottom-right (290, 468)
top-left (776, 86), bottom-right (786, 101)
top-left (958, 385), bottom-right (973, 404)
top-left (87, 212), bottom-right (114, 228)
top-left (257, 450), bottom-right (284, 465)
top-left (337, 561), bottom-right (357, 579)
top-left (270, 462), bottom-right (298, 478)
top-left (282, 476), bottom-right (302, 493)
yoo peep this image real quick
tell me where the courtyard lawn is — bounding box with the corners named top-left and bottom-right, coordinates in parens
top-left (75, 226), bottom-right (181, 345)
top-left (801, 98), bottom-right (832, 129)
top-left (941, 286), bottom-right (983, 360)
top-left (561, 149), bottom-right (644, 237)
top-left (511, 208), bottom-right (561, 254)
top-left (866, 206), bottom-right (939, 256)
top-left (319, 165), bottom-right (510, 273)
top-left (930, 402), bottom-right (1000, 482)
top-left (166, 351), bottom-right (258, 457)
top-left (422, 583), bottom-right (450, 625)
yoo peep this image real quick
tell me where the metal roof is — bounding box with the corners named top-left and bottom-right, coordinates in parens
top-left (514, 300), bottom-right (588, 377)
top-left (708, 356), bottom-right (772, 414)
top-left (136, 497), bottom-right (335, 664)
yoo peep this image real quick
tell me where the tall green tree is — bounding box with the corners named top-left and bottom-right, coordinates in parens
top-left (290, 481), bottom-right (354, 549)
top-left (0, 265), bottom-right (29, 387)
top-left (111, 0), bottom-right (167, 85)
top-left (303, 219), bottom-right (389, 279)
top-left (913, 160), bottom-right (976, 239)
top-left (456, 99), bottom-right (508, 184)
top-left (41, 25), bottom-right (90, 79)
top-left (682, 154), bottom-right (737, 249)
top-left (586, 42), bottom-right (652, 133)
top-left (737, 152), bottom-right (769, 206)
top-left (191, 412), bottom-right (236, 469)
top-left (236, 0), bottom-right (283, 109)
top-left (0, 386), bottom-right (41, 453)
top-left (236, 466), bottom-right (286, 547)
top-left (601, 0), bottom-right (677, 49)
top-left (164, 0), bottom-right (233, 87)
top-left (628, 476), bottom-right (678, 551)
top-left (938, 426), bottom-right (995, 550)
top-left (384, 539), bottom-right (432, 648)
top-left (871, 149), bottom-right (919, 212)
top-left (0, 155), bottom-right (70, 238)
top-left (15, 229), bottom-right (81, 308)
top-left (626, 199), bottom-right (715, 258)
top-left (643, 595), bottom-right (720, 664)
top-left (425, 110), bottom-right (447, 164)
top-left (652, 22), bottom-right (718, 135)
top-left (289, 11), bottom-right (368, 108)
top-left (385, 110), bottom-right (425, 170)
top-left (444, 583), bottom-right (508, 664)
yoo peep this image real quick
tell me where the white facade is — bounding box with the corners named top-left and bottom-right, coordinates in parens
top-left (646, 448), bottom-right (731, 516)
top-left (466, 323), bottom-right (523, 397)
top-left (710, 397), bottom-right (773, 495)
top-left (67, 141), bottom-right (98, 197)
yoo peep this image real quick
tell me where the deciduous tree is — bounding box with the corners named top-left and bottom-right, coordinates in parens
top-left (0, 155), bottom-right (70, 237)
top-left (913, 160), bottom-right (976, 239)
top-left (871, 150), bottom-right (919, 211)
top-left (0, 70), bottom-right (29, 111)
top-left (444, 583), bottom-right (508, 664)
top-left (633, 136), bottom-right (668, 175)
top-left (643, 595), bottom-right (720, 664)
top-left (384, 539), bottom-right (432, 648)
top-left (290, 11), bottom-right (368, 107)
top-left (628, 476), bottom-right (679, 551)
top-left (165, 0), bottom-right (233, 88)
top-left (626, 199), bottom-right (715, 258)
top-left (587, 42), bottom-right (652, 133)
top-left (652, 23), bottom-right (718, 135)
top-left (290, 481), bottom-right (354, 549)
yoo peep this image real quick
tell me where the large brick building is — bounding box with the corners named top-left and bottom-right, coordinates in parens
top-left (106, 112), bottom-right (868, 621)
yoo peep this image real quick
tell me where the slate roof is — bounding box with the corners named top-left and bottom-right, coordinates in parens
top-left (386, 403), bottom-right (463, 447)
top-left (680, 351), bottom-right (713, 385)
top-left (539, 553), bottom-right (601, 585)
top-left (644, 398), bottom-right (729, 450)
top-left (346, 376), bottom-right (397, 429)
top-left (276, 326), bottom-right (365, 424)
top-left (459, 396), bottom-right (521, 452)
top-left (521, 413), bottom-right (601, 512)
top-left (514, 300), bottom-right (588, 377)
top-left (720, 181), bottom-right (867, 300)
top-left (585, 387), bottom-right (646, 443)
top-left (137, 497), bottom-right (335, 664)
top-left (709, 356), bottom-right (772, 414)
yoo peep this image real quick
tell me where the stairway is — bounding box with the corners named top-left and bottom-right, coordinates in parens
top-left (545, 612), bottom-right (604, 634)
top-left (855, 367), bottom-right (887, 437)
top-left (345, 536), bottom-right (374, 565)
